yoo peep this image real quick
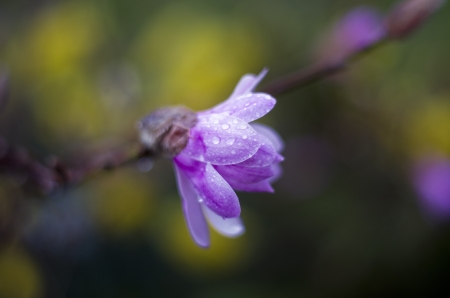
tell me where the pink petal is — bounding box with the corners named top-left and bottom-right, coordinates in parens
top-left (173, 163), bottom-right (210, 248)
top-left (222, 93), bottom-right (276, 123)
top-left (251, 123), bottom-right (285, 152)
top-left (214, 164), bottom-right (275, 184)
top-left (193, 163), bottom-right (240, 218)
top-left (208, 69), bottom-right (268, 114)
top-left (183, 113), bottom-right (261, 165)
top-left (202, 205), bottom-right (245, 238)
top-left (269, 163), bottom-right (283, 183)
top-left (230, 68), bottom-right (268, 98)
top-left (237, 134), bottom-right (283, 168)
top-left (228, 179), bottom-right (275, 193)
top-left (176, 155), bottom-right (241, 218)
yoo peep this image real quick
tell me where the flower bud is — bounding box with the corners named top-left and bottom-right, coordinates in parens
top-left (137, 106), bottom-right (198, 157)
top-left (413, 154), bottom-right (450, 221)
top-left (386, 0), bottom-right (444, 39)
top-left (316, 7), bottom-right (385, 63)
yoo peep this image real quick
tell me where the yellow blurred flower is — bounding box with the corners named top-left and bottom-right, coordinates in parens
top-left (405, 95), bottom-right (450, 156)
top-left (22, 3), bottom-right (102, 79)
top-left (153, 200), bottom-right (259, 276)
top-left (132, 4), bottom-right (267, 111)
top-left (4, 3), bottom-right (108, 141)
top-left (89, 170), bottom-right (154, 236)
top-left (34, 72), bottom-right (107, 142)
top-left (0, 247), bottom-right (42, 298)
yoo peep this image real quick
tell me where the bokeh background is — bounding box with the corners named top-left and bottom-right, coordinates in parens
top-left (1, 0), bottom-right (450, 297)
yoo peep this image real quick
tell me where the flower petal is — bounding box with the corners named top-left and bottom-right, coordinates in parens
top-left (208, 69), bottom-right (268, 114)
top-left (215, 164), bottom-right (275, 184)
top-left (228, 179), bottom-right (275, 193)
top-left (195, 163), bottom-right (241, 218)
top-left (176, 155), bottom-right (241, 218)
top-left (202, 205), bottom-right (245, 238)
top-left (251, 123), bottom-right (285, 152)
top-left (173, 163), bottom-right (210, 248)
top-left (221, 93), bottom-right (276, 123)
top-left (183, 113), bottom-right (261, 165)
top-left (237, 134), bottom-right (283, 168)
top-left (269, 162), bottom-right (283, 183)
top-left (230, 68), bottom-right (268, 98)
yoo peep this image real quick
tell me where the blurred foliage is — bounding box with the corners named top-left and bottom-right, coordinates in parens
top-left (89, 170), bottom-right (154, 236)
top-left (153, 200), bottom-right (260, 276)
top-left (1, 0), bottom-right (450, 297)
top-left (132, 3), bottom-right (267, 111)
top-left (0, 247), bottom-right (42, 298)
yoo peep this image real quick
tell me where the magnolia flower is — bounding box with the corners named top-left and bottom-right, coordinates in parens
top-left (317, 7), bottom-right (385, 62)
top-left (413, 155), bottom-right (450, 221)
top-left (139, 69), bottom-right (283, 247)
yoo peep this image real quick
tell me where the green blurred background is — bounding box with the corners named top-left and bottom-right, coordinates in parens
top-left (1, 0), bottom-right (450, 297)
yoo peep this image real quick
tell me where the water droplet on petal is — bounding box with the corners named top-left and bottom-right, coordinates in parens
top-left (212, 136), bottom-right (220, 145)
top-left (232, 119), bottom-right (238, 124)
top-left (238, 124), bottom-right (247, 129)
top-left (221, 124), bottom-right (230, 130)
top-left (198, 198), bottom-right (204, 203)
top-left (226, 137), bottom-right (235, 145)
top-left (242, 135), bottom-right (247, 139)
top-left (137, 158), bottom-right (154, 172)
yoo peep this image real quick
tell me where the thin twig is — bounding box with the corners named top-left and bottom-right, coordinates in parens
top-left (0, 136), bottom-right (154, 195)
top-left (261, 39), bottom-right (388, 95)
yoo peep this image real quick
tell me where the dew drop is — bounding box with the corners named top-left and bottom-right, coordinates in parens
top-left (213, 119), bottom-right (219, 124)
top-left (212, 136), bottom-right (220, 145)
top-left (221, 124), bottom-right (230, 130)
top-left (226, 137), bottom-right (235, 145)
top-left (238, 124), bottom-right (247, 130)
top-left (242, 135), bottom-right (247, 139)
top-left (232, 119), bottom-right (238, 124)
top-left (198, 198), bottom-right (204, 203)
top-left (137, 158), bottom-right (154, 172)
top-left (245, 103), bottom-right (250, 107)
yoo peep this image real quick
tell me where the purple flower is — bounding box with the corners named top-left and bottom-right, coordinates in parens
top-left (336, 7), bottom-right (385, 51)
top-left (413, 155), bottom-right (450, 221)
top-left (318, 7), bottom-right (385, 62)
top-left (173, 69), bottom-right (284, 247)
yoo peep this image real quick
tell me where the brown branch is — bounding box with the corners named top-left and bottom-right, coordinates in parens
top-left (0, 136), bottom-right (154, 195)
top-left (261, 0), bottom-right (444, 95)
top-left (261, 39), bottom-right (388, 96)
